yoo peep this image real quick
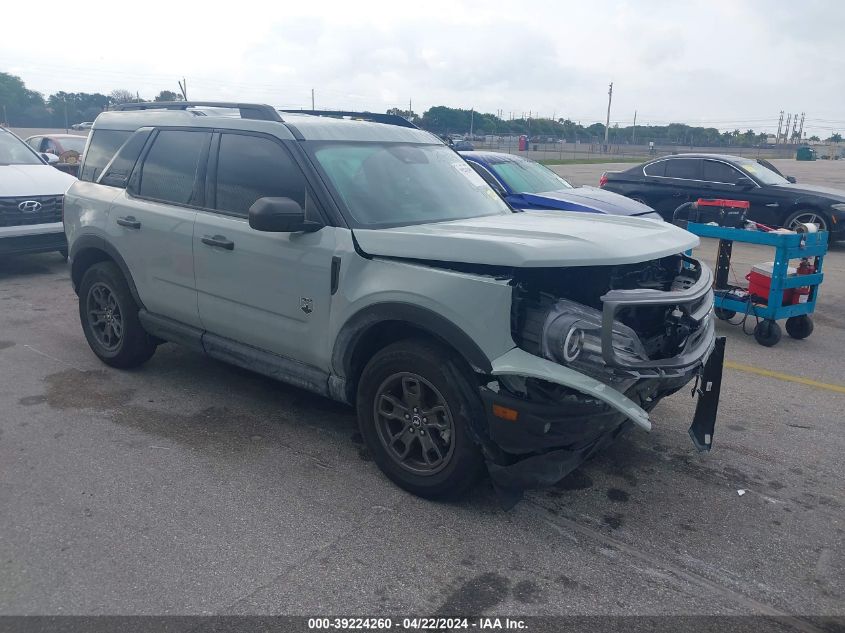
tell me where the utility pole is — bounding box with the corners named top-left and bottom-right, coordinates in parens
top-left (798, 112), bottom-right (805, 142)
top-left (604, 82), bottom-right (613, 151)
top-left (178, 78), bottom-right (187, 100)
top-left (64, 98), bottom-right (68, 133)
top-left (632, 110), bottom-right (637, 145)
top-left (791, 113), bottom-right (799, 143)
top-left (776, 111), bottom-right (784, 144)
top-left (311, 88), bottom-right (315, 110)
top-left (783, 113), bottom-right (792, 145)
top-left (2, 105), bottom-right (7, 127)
top-left (470, 108), bottom-right (474, 137)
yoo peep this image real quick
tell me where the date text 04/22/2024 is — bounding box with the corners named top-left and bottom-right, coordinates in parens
top-left (307, 617), bottom-right (527, 630)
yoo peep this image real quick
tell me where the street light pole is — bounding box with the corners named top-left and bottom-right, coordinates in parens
top-left (604, 82), bottom-right (613, 151)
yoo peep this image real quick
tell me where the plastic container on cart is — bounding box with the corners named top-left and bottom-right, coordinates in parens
top-left (746, 262), bottom-right (797, 305)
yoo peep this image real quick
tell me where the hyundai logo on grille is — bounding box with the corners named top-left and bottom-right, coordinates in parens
top-left (18, 200), bottom-right (42, 213)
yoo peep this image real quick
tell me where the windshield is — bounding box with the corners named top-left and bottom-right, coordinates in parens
top-left (311, 142), bottom-right (511, 228)
top-left (735, 158), bottom-right (789, 185)
top-left (0, 131), bottom-right (43, 166)
top-left (59, 136), bottom-right (87, 153)
top-left (489, 158), bottom-right (573, 193)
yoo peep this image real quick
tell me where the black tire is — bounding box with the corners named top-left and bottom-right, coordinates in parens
top-left (356, 338), bottom-right (484, 499)
top-left (753, 319), bottom-right (782, 347)
top-left (78, 261), bottom-right (156, 368)
top-left (785, 315), bottom-right (814, 340)
top-left (715, 308), bottom-right (736, 321)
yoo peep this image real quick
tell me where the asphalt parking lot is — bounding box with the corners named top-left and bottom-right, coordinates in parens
top-left (1, 160), bottom-right (843, 624)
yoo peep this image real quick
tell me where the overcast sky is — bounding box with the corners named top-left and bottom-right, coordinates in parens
top-left (3, 0), bottom-right (843, 137)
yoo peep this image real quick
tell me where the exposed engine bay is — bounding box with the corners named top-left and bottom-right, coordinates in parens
top-left (511, 254), bottom-right (710, 367)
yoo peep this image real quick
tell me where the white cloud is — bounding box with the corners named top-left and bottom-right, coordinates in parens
top-left (2, 0), bottom-right (843, 136)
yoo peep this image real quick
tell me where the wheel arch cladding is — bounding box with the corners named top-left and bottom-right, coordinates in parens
top-left (70, 236), bottom-right (144, 308)
top-left (332, 303), bottom-right (494, 402)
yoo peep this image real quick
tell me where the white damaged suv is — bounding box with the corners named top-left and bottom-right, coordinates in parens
top-left (63, 103), bottom-right (724, 503)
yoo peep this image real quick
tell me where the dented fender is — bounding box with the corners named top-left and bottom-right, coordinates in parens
top-left (490, 348), bottom-right (652, 431)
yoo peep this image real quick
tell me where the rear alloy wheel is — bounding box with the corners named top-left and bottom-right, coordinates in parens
top-left (356, 339), bottom-right (484, 498)
top-left (784, 209), bottom-right (828, 233)
top-left (79, 262), bottom-right (157, 368)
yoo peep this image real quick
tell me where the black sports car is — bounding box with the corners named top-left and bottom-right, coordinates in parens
top-left (599, 153), bottom-right (845, 240)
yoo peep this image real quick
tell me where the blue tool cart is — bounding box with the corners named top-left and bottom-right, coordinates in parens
top-left (685, 222), bottom-right (827, 347)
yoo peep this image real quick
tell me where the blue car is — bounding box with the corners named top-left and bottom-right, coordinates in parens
top-left (460, 151), bottom-right (662, 220)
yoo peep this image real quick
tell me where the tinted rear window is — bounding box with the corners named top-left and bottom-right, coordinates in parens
top-left (663, 159), bottom-right (700, 179)
top-left (79, 130), bottom-right (131, 182)
top-left (137, 130), bottom-right (209, 205)
top-left (643, 161), bottom-right (665, 177)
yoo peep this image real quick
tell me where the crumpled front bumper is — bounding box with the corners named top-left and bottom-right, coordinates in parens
top-left (478, 257), bottom-right (725, 504)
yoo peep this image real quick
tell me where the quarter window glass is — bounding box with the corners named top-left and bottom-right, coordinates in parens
top-left (643, 161), bottom-right (665, 177)
top-left (99, 130), bottom-right (152, 188)
top-left (703, 160), bottom-right (742, 184)
top-left (138, 130), bottom-right (209, 205)
top-left (663, 159), bottom-right (700, 179)
top-left (79, 130), bottom-right (131, 182)
top-left (215, 133), bottom-right (305, 216)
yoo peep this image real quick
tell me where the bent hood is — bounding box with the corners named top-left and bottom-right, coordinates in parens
top-left (518, 186), bottom-right (657, 216)
top-left (354, 211), bottom-right (698, 267)
top-left (0, 164), bottom-right (76, 197)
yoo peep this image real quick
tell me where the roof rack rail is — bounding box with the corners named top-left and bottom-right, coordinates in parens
top-left (111, 101), bottom-right (283, 122)
top-left (280, 109), bottom-right (418, 129)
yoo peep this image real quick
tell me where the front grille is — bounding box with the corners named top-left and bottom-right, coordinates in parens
top-left (0, 195), bottom-right (63, 227)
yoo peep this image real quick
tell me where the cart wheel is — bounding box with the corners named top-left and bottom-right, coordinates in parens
top-left (785, 315), bottom-right (814, 340)
top-left (754, 320), bottom-right (782, 347)
top-left (715, 308), bottom-right (736, 321)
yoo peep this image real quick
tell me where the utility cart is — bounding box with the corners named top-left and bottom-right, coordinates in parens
top-left (685, 221), bottom-right (827, 347)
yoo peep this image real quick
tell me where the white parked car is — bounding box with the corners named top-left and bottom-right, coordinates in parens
top-left (0, 127), bottom-right (77, 258)
top-left (71, 122), bottom-right (94, 130)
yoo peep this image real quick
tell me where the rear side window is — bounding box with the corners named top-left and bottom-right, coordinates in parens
top-left (702, 160), bottom-right (742, 184)
top-left (79, 130), bottom-right (132, 182)
top-left (643, 161), bottom-right (665, 177)
top-left (136, 130), bottom-right (209, 205)
top-left (98, 130), bottom-right (153, 188)
top-left (663, 159), bottom-right (700, 180)
top-left (213, 133), bottom-right (306, 216)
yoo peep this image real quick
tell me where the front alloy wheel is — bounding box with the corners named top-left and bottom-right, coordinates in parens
top-left (786, 211), bottom-right (828, 232)
top-left (374, 372), bottom-right (455, 475)
top-left (356, 338), bottom-right (484, 498)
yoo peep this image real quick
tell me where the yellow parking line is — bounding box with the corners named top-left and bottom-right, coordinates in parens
top-left (725, 361), bottom-right (845, 395)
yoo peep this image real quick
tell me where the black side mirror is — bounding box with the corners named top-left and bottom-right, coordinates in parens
top-left (735, 176), bottom-right (756, 189)
top-left (787, 176), bottom-right (797, 184)
top-left (248, 197), bottom-right (322, 233)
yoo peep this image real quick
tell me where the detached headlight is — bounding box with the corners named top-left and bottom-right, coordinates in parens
top-left (540, 299), bottom-right (649, 375)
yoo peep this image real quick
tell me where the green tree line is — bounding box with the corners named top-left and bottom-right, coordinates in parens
top-left (390, 106), bottom-right (842, 146)
top-left (0, 71), bottom-right (182, 127)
